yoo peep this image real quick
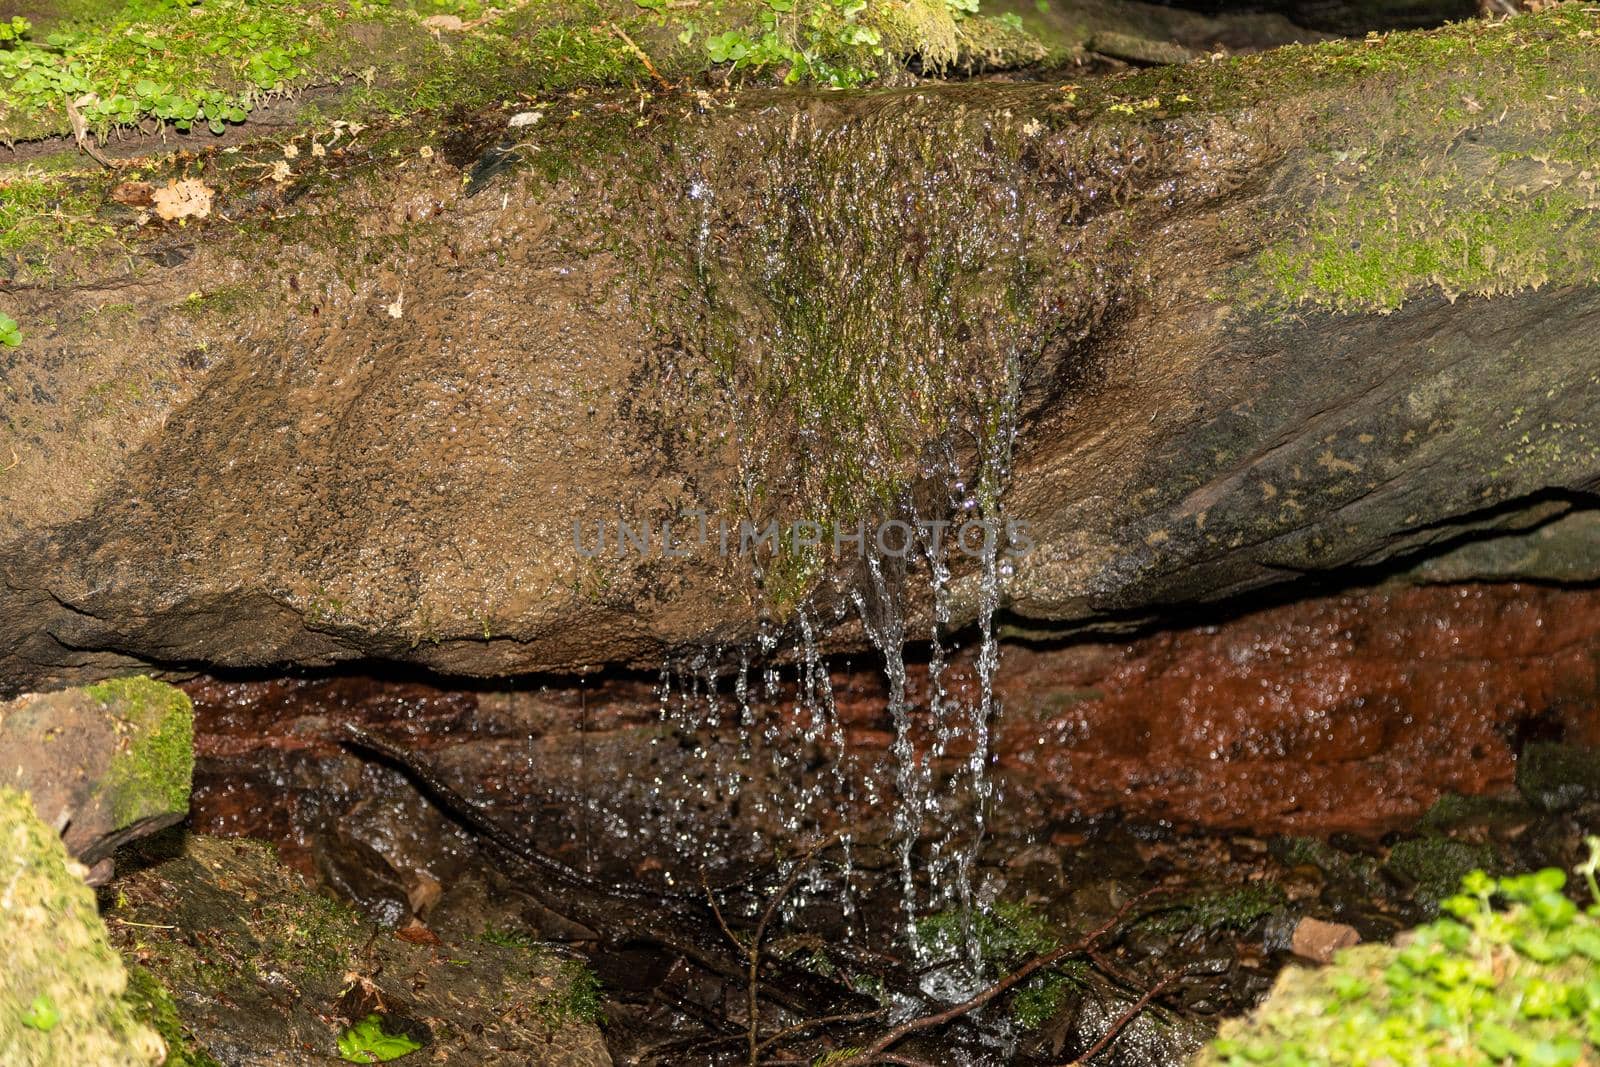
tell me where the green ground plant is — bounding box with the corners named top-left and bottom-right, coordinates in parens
top-left (1198, 838), bottom-right (1600, 1067)
top-left (336, 1014), bottom-right (423, 1062)
top-left (915, 902), bottom-right (1089, 1030)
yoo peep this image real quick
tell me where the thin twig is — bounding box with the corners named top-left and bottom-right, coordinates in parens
top-left (822, 888), bottom-right (1174, 1067)
top-left (64, 97), bottom-right (113, 168)
top-left (608, 21), bottom-right (673, 90)
top-left (753, 1009), bottom-right (887, 1055)
top-left (744, 831), bottom-right (847, 1064)
top-left (1058, 966), bottom-right (1189, 1066)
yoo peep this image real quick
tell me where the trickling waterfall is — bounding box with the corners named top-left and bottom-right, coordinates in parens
top-left (654, 97), bottom-right (1052, 975)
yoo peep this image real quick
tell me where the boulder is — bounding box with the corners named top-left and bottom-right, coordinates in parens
top-left (4, 11), bottom-right (1600, 689)
top-left (0, 677), bottom-right (194, 876)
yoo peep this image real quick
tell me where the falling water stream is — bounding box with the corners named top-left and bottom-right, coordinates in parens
top-left (655, 95), bottom-right (1053, 1005)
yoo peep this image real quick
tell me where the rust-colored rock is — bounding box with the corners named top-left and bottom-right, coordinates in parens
top-left (186, 581), bottom-right (1600, 878)
top-left (991, 582), bottom-right (1600, 833)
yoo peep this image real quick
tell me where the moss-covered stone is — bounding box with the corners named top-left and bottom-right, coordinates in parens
top-left (0, 788), bottom-right (165, 1066)
top-left (1384, 836), bottom-right (1499, 912)
top-left (85, 676), bottom-right (194, 829)
top-left (1517, 742), bottom-right (1600, 813)
top-left (0, 0), bottom-right (1048, 147)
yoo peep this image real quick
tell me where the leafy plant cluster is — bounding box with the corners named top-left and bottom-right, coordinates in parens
top-left (693, 0), bottom-right (886, 89)
top-left (1203, 839), bottom-right (1600, 1067)
top-left (0, 0), bottom-right (317, 137)
top-left (666, 0), bottom-right (1002, 89)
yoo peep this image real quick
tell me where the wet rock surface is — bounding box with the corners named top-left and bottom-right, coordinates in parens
top-left (186, 580), bottom-right (1600, 872)
top-left (157, 575), bottom-right (1600, 1062)
top-left (172, 659), bottom-right (1600, 1064)
top-left (4, 14), bottom-right (1600, 690)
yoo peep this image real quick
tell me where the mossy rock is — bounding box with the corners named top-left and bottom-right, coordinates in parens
top-left (0, 787), bottom-right (165, 1067)
top-left (8, 11), bottom-right (1600, 683)
top-left (0, 0), bottom-right (1049, 147)
top-left (1517, 742), bottom-right (1600, 813)
top-left (0, 677), bottom-right (193, 866)
top-left (86, 676), bottom-right (195, 832)
top-left (1384, 836), bottom-right (1500, 913)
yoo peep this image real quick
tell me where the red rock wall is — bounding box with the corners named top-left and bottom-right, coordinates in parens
top-left (186, 582), bottom-right (1600, 848)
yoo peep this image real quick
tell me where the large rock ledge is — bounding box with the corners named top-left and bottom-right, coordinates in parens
top-left (4, 9), bottom-right (1600, 691)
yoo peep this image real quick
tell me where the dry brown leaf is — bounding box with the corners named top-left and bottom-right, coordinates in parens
top-left (394, 920), bottom-right (442, 946)
top-left (421, 13), bottom-right (464, 30)
top-left (151, 178), bottom-right (213, 221)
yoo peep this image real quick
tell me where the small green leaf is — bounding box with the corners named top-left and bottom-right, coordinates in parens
top-left (0, 312), bottom-right (21, 348)
top-left (21, 995), bottom-right (58, 1031)
top-left (337, 1015), bottom-right (422, 1063)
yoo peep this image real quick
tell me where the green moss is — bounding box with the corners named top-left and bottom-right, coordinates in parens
top-left (1010, 962), bottom-right (1089, 1030)
top-left (0, 788), bottom-right (165, 1065)
top-left (916, 902), bottom-right (1096, 1031)
top-left (123, 965), bottom-right (223, 1067)
top-left (477, 923), bottom-right (603, 1025)
top-left (1257, 177), bottom-right (1600, 314)
top-left (1197, 851), bottom-right (1600, 1067)
top-left (694, 101), bottom-right (1047, 611)
top-left (0, 172), bottom-right (116, 270)
top-left (1142, 883), bottom-right (1285, 935)
top-left (86, 675), bottom-right (195, 828)
top-left (541, 959), bottom-right (604, 1026)
top-left (1091, 5), bottom-right (1600, 121)
top-left (1517, 742), bottom-right (1600, 814)
top-left (269, 889), bottom-right (366, 979)
top-left (1386, 836), bottom-right (1501, 913)
top-left (478, 923), bottom-right (543, 950)
top-left (175, 285), bottom-right (257, 318)
top-left (917, 899), bottom-right (1058, 961)
top-left (1187, 7), bottom-right (1600, 314)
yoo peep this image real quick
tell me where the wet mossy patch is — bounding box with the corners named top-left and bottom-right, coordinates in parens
top-left (1517, 742), bottom-right (1600, 813)
top-left (1384, 836), bottom-right (1500, 913)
